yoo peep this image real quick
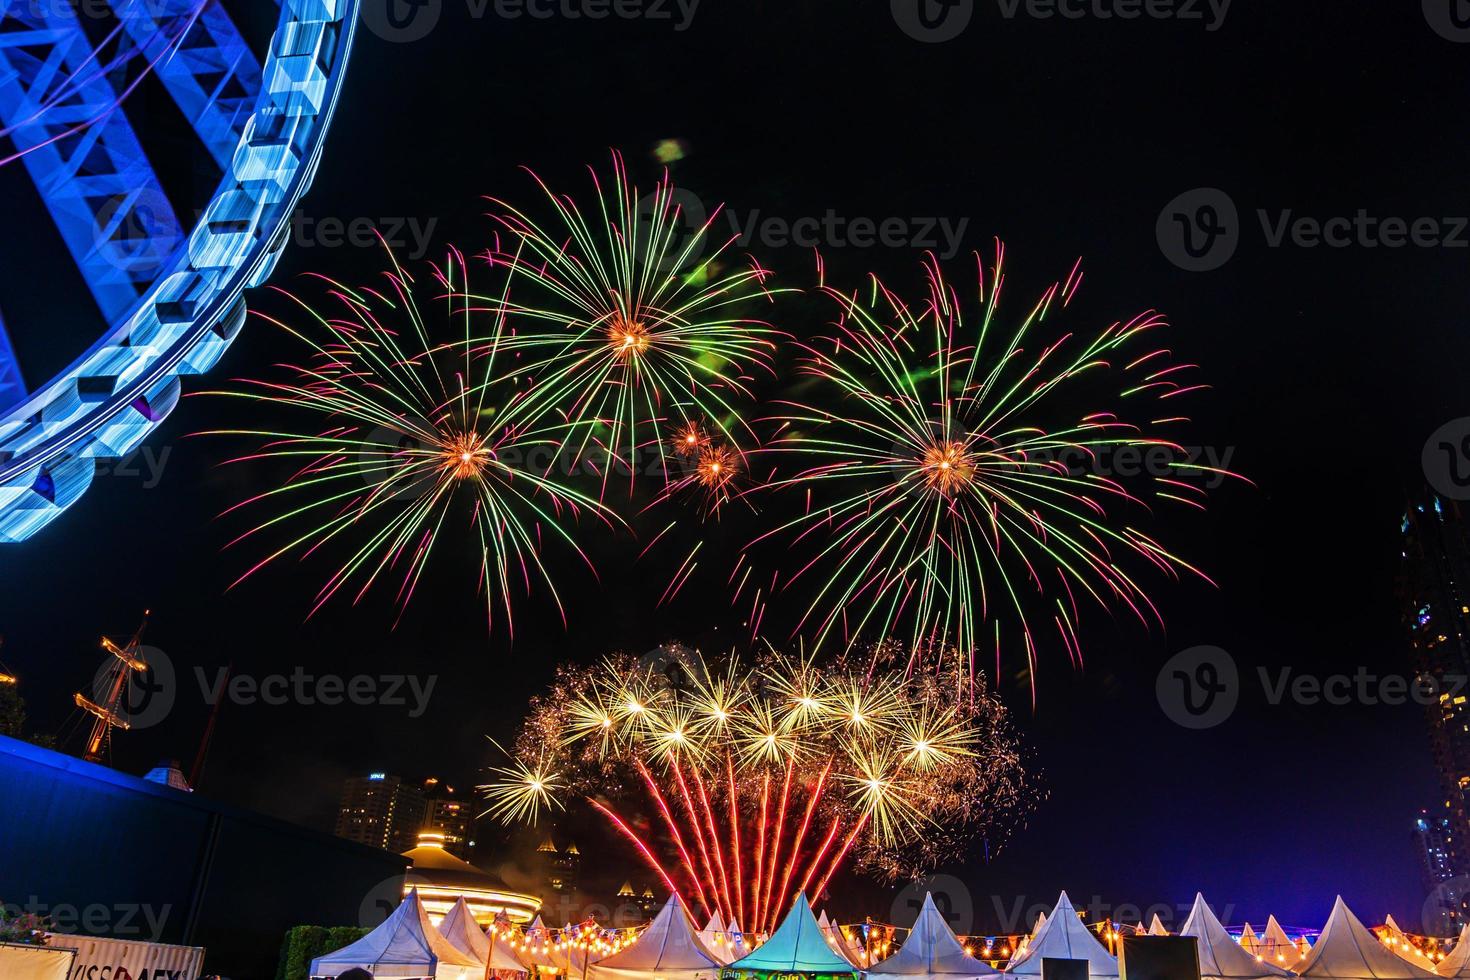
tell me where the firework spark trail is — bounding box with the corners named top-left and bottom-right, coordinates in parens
top-left (634, 758), bottom-right (713, 920)
top-left (588, 797), bottom-right (683, 901)
top-left (485, 644), bottom-right (1033, 914)
top-left (749, 247), bottom-right (1249, 690)
top-left (201, 245), bottom-right (617, 631)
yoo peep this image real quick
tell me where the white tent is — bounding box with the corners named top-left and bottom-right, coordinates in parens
top-left (1294, 897), bottom-right (1439, 980)
top-left (442, 897), bottom-right (492, 965)
top-left (438, 899), bottom-right (530, 974)
top-left (1180, 893), bottom-right (1291, 980)
top-left (1147, 915), bottom-right (1169, 937)
top-left (816, 909), bottom-right (861, 967)
top-left (868, 891), bottom-right (999, 979)
top-left (310, 889), bottom-right (482, 980)
top-left (1382, 916), bottom-right (1436, 970)
top-left (701, 913), bottom-right (737, 965)
top-left (1241, 924), bottom-right (1261, 956)
top-left (725, 893), bottom-right (859, 975)
top-left (1435, 925), bottom-right (1470, 977)
top-left (726, 918), bottom-right (749, 961)
top-left (587, 895), bottom-right (723, 980)
top-left (519, 916), bottom-right (562, 972)
top-left (1004, 891), bottom-right (1118, 978)
top-left (1262, 916), bottom-right (1305, 968)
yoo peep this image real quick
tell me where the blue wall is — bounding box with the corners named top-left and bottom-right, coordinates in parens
top-left (0, 735), bottom-right (406, 978)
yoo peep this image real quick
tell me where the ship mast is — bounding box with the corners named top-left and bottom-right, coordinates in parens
top-left (74, 611), bottom-right (150, 762)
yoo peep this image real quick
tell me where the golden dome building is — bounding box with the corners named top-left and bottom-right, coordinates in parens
top-left (402, 831), bottom-right (540, 926)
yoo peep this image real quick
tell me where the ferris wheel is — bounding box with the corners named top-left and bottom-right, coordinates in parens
top-left (0, 0), bottom-right (360, 541)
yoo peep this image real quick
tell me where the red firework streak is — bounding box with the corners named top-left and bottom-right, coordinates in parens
top-left (584, 753), bottom-right (862, 934)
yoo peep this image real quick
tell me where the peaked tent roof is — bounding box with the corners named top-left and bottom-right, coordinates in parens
top-left (1148, 915), bottom-right (1170, 937)
top-left (1180, 893), bottom-right (1291, 980)
top-left (727, 893), bottom-right (858, 975)
top-left (869, 892), bottom-right (999, 978)
top-left (520, 917), bottom-right (562, 970)
top-left (702, 913), bottom-right (736, 965)
top-left (588, 894), bottom-right (722, 980)
top-left (311, 889), bottom-right (482, 980)
top-left (1242, 925), bottom-right (1261, 955)
top-left (442, 897), bottom-right (491, 964)
top-left (1295, 898), bottom-right (1440, 980)
top-left (1435, 925), bottom-right (1470, 978)
top-left (1004, 891), bottom-right (1119, 978)
top-left (1262, 916), bottom-right (1306, 968)
top-left (1033, 912), bottom-right (1049, 937)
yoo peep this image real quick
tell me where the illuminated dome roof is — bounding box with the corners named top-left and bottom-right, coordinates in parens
top-left (401, 832), bottom-right (540, 926)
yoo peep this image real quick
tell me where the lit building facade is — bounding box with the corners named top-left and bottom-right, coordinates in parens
top-left (402, 832), bottom-right (540, 926)
top-left (334, 773), bottom-right (428, 855)
top-left (1416, 809), bottom-right (1465, 935)
top-left (1401, 493), bottom-right (1470, 932)
top-left (422, 778), bottom-right (474, 858)
top-left (536, 832), bottom-right (582, 910)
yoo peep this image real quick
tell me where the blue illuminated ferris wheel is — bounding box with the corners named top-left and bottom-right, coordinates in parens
top-left (0, 0), bottom-right (360, 541)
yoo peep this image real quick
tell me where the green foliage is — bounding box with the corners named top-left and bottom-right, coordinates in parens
top-left (276, 924), bottom-right (370, 980)
top-left (0, 902), bottom-right (52, 945)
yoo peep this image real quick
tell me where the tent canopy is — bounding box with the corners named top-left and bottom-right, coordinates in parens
top-left (1294, 897), bottom-right (1439, 980)
top-left (868, 892), bottom-right (998, 978)
top-left (1148, 915), bottom-right (1169, 937)
top-left (1435, 925), bottom-right (1470, 978)
top-left (441, 897), bottom-right (491, 965)
top-left (588, 894), bottom-right (722, 980)
top-left (310, 889), bottom-right (482, 980)
top-left (1004, 891), bottom-right (1118, 978)
top-left (1180, 893), bottom-right (1291, 980)
top-left (1261, 916), bottom-right (1304, 966)
top-left (726, 894), bottom-right (858, 976)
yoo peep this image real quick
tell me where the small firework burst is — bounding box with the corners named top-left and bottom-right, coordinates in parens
top-left (481, 642), bottom-right (1034, 929)
top-left (201, 246), bottom-right (616, 632)
top-left (478, 153), bottom-right (783, 491)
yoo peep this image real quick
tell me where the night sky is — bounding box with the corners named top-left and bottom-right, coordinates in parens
top-left (1, 0), bottom-right (1465, 937)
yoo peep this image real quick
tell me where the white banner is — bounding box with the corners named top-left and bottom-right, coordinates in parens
top-left (44, 933), bottom-right (205, 980)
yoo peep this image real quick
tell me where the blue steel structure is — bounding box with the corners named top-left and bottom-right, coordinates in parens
top-left (0, 0), bottom-right (360, 542)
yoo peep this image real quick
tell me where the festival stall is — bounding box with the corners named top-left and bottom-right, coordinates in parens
top-left (1147, 915), bottom-right (1169, 937)
top-left (1179, 893), bottom-right (1290, 980)
top-left (1002, 891), bottom-right (1118, 978)
top-left (310, 889), bottom-right (483, 980)
top-left (722, 894), bottom-right (860, 980)
top-left (587, 894), bottom-right (723, 980)
top-left (867, 891), bottom-right (999, 980)
top-left (1293, 898), bottom-right (1438, 980)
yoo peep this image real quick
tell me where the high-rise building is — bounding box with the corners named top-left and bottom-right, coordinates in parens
top-left (422, 778), bottom-right (474, 859)
top-left (1416, 809), bottom-right (1465, 935)
top-left (1401, 493), bottom-right (1470, 930)
top-left (334, 773), bottom-right (427, 854)
top-left (535, 831), bottom-right (581, 911)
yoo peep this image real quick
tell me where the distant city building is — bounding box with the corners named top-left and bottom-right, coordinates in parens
top-left (422, 777), bottom-right (474, 858)
top-left (616, 880), bottom-right (661, 920)
top-left (535, 831), bottom-right (581, 911)
top-left (1401, 493), bottom-right (1470, 932)
top-left (1416, 809), bottom-right (1465, 935)
top-left (334, 773), bottom-right (427, 854)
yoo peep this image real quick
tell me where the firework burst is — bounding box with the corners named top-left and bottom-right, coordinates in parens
top-left (481, 642), bottom-right (1033, 931)
top-left (477, 153), bottom-right (783, 493)
top-left (201, 246), bottom-right (616, 632)
top-left (748, 246), bottom-right (1249, 688)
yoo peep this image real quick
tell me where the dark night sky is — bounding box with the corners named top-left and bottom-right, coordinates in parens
top-left (1, 0), bottom-right (1465, 936)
